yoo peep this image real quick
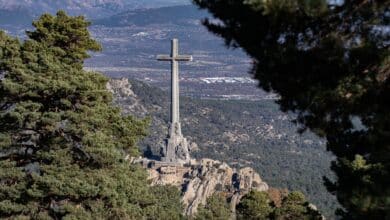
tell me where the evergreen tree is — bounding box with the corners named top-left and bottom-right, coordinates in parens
top-left (274, 191), bottom-right (322, 220)
top-left (193, 0), bottom-right (389, 218)
top-left (236, 190), bottom-right (322, 220)
top-left (236, 191), bottom-right (274, 220)
top-left (26, 10), bottom-right (101, 69)
top-left (195, 193), bottom-right (231, 220)
top-left (147, 185), bottom-right (184, 220)
top-left (0, 11), bottom-right (182, 219)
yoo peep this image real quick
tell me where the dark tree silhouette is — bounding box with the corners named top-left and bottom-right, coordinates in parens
top-left (193, 0), bottom-right (389, 218)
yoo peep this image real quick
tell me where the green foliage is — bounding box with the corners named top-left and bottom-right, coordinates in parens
top-left (147, 185), bottom-right (184, 220)
top-left (193, 0), bottom-right (389, 218)
top-left (0, 12), bottom-right (182, 219)
top-left (27, 10), bottom-right (101, 69)
top-left (237, 191), bottom-right (322, 220)
top-left (237, 191), bottom-right (274, 220)
top-left (274, 191), bottom-right (322, 220)
top-left (195, 193), bottom-right (231, 220)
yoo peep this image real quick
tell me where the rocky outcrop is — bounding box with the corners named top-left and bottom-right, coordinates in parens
top-left (110, 78), bottom-right (327, 218)
top-left (133, 157), bottom-right (268, 216)
top-left (107, 78), bottom-right (148, 116)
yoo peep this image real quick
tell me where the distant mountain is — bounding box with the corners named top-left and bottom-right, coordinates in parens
top-left (0, 0), bottom-right (191, 19)
top-left (94, 5), bottom-right (209, 26)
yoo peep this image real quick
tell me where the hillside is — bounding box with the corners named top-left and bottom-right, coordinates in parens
top-left (109, 78), bottom-right (339, 218)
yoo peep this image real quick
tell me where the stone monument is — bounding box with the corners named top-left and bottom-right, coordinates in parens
top-left (157, 39), bottom-right (192, 164)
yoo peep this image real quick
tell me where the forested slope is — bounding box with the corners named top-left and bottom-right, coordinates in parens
top-left (112, 78), bottom-right (339, 217)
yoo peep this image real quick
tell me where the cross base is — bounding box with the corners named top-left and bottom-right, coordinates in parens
top-left (161, 122), bottom-right (191, 164)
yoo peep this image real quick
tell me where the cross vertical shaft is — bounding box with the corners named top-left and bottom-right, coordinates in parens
top-left (157, 39), bottom-right (192, 132)
top-left (171, 39), bottom-right (179, 124)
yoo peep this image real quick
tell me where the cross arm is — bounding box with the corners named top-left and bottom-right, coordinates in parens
top-left (175, 55), bottom-right (193, 61)
top-left (157, 55), bottom-right (193, 61)
top-left (157, 54), bottom-right (173, 61)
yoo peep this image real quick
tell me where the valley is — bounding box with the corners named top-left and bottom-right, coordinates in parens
top-left (86, 5), bottom-right (264, 100)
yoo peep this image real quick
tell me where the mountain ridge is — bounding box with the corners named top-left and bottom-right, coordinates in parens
top-left (0, 0), bottom-right (191, 19)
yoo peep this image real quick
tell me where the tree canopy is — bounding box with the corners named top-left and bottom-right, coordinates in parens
top-left (193, 0), bottom-right (389, 218)
top-left (195, 193), bottom-right (232, 220)
top-left (0, 11), bottom-right (182, 219)
top-left (274, 191), bottom-right (322, 220)
top-left (236, 191), bottom-right (274, 220)
top-left (236, 190), bottom-right (322, 220)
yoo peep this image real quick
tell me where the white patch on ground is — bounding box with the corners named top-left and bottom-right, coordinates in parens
top-left (101, 37), bottom-right (130, 43)
top-left (132, 32), bottom-right (149, 37)
top-left (200, 77), bottom-right (256, 84)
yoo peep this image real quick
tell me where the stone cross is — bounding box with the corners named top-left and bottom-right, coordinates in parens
top-left (157, 39), bottom-right (192, 163)
top-left (157, 39), bottom-right (192, 125)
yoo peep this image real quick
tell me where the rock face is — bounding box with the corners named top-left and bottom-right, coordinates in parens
top-left (107, 78), bottom-right (135, 97)
top-left (134, 158), bottom-right (269, 216)
top-left (107, 78), bottom-right (148, 116)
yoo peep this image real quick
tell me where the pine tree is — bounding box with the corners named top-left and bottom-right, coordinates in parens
top-left (193, 0), bottom-right (389, 218)
top-left (0, 11), bottom-right (182, 219)
top-left (236, 191), bottom-right (274, 220)
top-left (236, 190), bottom-right (322, 220)
top-left (274, 191), bottom-right (322, 220)
top-left (195, 193), bottom-right (231, 220)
